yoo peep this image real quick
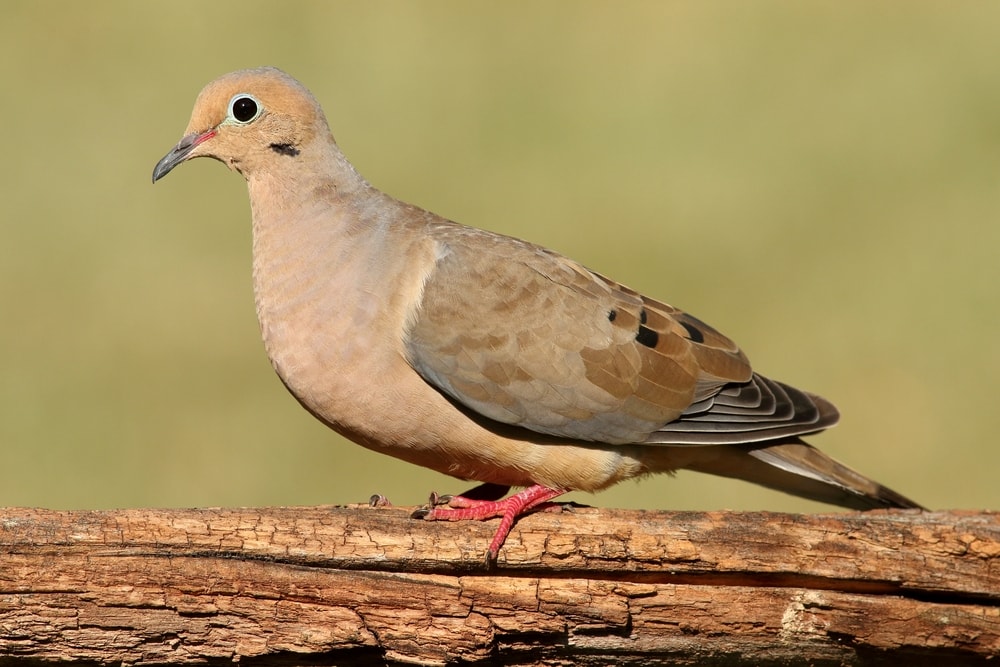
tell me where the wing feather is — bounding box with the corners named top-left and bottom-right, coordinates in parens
top-left (405, 224), bottom-right (761, 444)
top-left (405, 222), bottom-right (836, 446)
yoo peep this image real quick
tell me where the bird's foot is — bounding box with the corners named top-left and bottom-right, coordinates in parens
top-left (427, 482), bottom-right (511, 508)
top-left (412, 484), bottom-right (567, 564)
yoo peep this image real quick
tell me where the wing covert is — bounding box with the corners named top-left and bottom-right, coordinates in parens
top-left (404, 224), bottom-right (752, 444)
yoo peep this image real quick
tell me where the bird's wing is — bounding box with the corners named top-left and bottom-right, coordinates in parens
top-left (404, 223), bottom-right (757, 445)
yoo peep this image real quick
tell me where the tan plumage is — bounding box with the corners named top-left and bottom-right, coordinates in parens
top-left (153, 67), bottom-right (921, 561)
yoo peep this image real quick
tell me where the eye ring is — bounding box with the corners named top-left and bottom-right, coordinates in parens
top-left (227, 93), bottom-right (263, 124)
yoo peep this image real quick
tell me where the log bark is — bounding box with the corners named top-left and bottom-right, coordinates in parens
top-left (0, 505), bottom-right (997, 665)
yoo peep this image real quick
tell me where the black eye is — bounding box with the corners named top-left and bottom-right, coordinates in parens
top-left (228, 94), bottom-right (261, 124)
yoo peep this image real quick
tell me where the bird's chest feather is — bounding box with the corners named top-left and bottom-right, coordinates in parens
top-left (250, 207), bottom-right (440, 423)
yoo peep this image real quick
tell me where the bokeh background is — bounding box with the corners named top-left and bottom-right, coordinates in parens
top-left (2, 2), bottom-right (998, 514)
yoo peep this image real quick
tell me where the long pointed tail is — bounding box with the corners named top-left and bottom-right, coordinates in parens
top-left (683, 437), bottom-right (924, 510)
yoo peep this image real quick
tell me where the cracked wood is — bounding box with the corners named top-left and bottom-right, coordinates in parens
top-left (1, 506), bottom-right (998, 665)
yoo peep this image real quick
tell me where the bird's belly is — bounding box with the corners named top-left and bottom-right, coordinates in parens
top-left (265, 322), bottom-right (650, 491)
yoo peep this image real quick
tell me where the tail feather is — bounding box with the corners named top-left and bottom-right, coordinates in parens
top-left (682, 437), bottom-right (924, 510)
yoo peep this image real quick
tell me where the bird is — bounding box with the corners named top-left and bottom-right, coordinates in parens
top-left (152, 67), bottom-right (921, 562)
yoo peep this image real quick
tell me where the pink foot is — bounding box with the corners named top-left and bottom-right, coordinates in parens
top-left (413, 484), bottom-right (567, 563)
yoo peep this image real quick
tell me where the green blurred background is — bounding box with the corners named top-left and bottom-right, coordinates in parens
top-left (2, 2), bottom-right (998, 514)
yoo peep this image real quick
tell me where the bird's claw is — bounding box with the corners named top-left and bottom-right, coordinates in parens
top-left (410, 506), bottom-right (432, 520)
top-left (426, 491), bottom-right (455, 507)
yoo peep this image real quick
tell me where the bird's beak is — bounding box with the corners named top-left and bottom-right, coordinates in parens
top-left (151, 129), bottom-right (217, 183)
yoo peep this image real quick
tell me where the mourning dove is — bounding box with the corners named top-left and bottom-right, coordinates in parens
top-left (153, 67), bottom-right (921, 561)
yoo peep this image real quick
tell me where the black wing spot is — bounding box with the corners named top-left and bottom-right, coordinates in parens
top-left (680, 320), bottom-right (705, 343)
top-left (270, 143), bottom-right (300, 156)
top-left (636, 325), bottom-right (659, 348)
top-left (608, 309), bottom-right (617, 322)
top-left (639, 308), bottom-right (648, 325)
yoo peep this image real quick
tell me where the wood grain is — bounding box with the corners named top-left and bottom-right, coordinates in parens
top-left (1, 506), bottom-right (997, 665)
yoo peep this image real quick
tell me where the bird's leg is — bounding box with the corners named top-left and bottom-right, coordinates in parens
top-left (413, 484), bottom-right (567, 562)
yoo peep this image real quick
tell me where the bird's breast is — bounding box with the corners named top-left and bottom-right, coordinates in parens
top-left (249, 205), bottom-right (440, 431)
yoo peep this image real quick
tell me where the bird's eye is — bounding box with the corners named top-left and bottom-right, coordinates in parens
top-left (227, 94), bottom-right (262, 124)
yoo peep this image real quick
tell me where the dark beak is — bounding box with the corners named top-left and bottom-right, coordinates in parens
top-left (151, 129), bottom-right (216, 183)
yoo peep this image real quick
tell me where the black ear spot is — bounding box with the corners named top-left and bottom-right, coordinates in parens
top-left (270, 143), bottom-right (300, 157)
top-left (608, 309), bottom-right (617, 322)
top-left (680, 320), bottom-right (705, 343)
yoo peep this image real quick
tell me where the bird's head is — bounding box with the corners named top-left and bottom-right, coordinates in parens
top-left (152, 66), bottom-right (331, 183)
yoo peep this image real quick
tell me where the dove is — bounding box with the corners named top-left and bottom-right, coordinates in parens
top-left (153, 67), bottom-right (921, 562)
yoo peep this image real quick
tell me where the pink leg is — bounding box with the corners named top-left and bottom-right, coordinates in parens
top-left (413, 484), bottom-right (567, 562)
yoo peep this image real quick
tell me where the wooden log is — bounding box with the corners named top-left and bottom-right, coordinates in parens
top-left (1, 506), bottom-right (997, 665)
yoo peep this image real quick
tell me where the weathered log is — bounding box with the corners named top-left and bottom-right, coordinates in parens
top-left (1, 506), bottom-right (997, 665)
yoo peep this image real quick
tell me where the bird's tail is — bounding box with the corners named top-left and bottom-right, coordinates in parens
top-left (683, 437), bottom-right (924, 510)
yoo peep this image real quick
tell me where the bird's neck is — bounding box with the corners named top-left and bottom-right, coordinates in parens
top-left (243, 149), bottom-right (433, 415)
top-left (246, 155), bottom-right (380, 332)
